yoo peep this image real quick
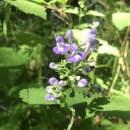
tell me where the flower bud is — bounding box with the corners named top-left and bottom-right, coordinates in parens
top-left (66, 30), bottom-right (74, 43)
top-left (77, 78), bottom-right (88, 87)
top-left (58, 80), bottom-right (66, 87)
top-left (84, 66), bottom-right (95, 73)
top-left (48, 77), bottom-right (58, 85)
top-left (46, 86), bottom-right (53, 93)
top-left (45, 94), bottom-right (55, 101)
top-left (55, 36), bottom-right (64, 43)
top-left (49, 62), bottom-right (58, 70)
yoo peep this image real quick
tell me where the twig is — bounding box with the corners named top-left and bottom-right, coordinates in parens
top-left (66, 107), bottom-right (75, 130)
top-left (108, 62), bottom-right (121, 96)
top-left (124, 40), bottom-right (130, 77)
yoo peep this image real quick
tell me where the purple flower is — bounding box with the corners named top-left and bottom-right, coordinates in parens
top-left (77, 78), bottom-right (88, 87)
top-left (67, 44), bottom-right (86, 62)
top-left (49, 62), bottom-right (58, 70)
top-left (85, 38), bottom-right (99, 55)
top-left (65, 30), bottom-right (74, 44)
top-left (48, 77), bottom-right (58, 85)
top-left (46, 86), bottom-right (53, 93)
top-left (79, 29), bottom-right (99, 56)
top-left (53, 36), bottom-right (70, 54)
top-left (55, 35), bottom-right (64, 43)
top-left (58, 80), bottom-right (66, 87)
top-left (54, 93), bottom-right (60, 98)
top-left (84, 66), bottom-right (95, 73)
top-left (96, 85), bottom-right (104, 93)
top-left (45, 94), bottom-right (55, 101)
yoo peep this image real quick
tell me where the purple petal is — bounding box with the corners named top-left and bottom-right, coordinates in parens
top-left (66, 30), bottom-right (73, 36)
top-left (66, 30), bottom-right (74, 43)
top-left (49, 62), bottom-right (58, 70)
top-left (48, 77), bottom-right (58, 85)
top-left (46, 86), bottom-right (53, 93)
top-left (58, 80), bottom-right (66, 87)
top-left (85, 29), bottom-right (97, 43)
top-left (90, 39), bottom-right (99, 46)
top-left (55, 36), bottom-right (64, 43)
top-left (53, 45), bottom-right (70, 54)
top-left (78, 52), bottom-right (86, 60)
top-left (77, 79), bottom-right (88, 87)
top-left (70, 44), bottom-right (78, 51)
top-left (62, 45), bottom-right (70, 54)
top-left (45, 94), bottom-right (55, 101)
top-left (54, 93), bottom-right (60, 98)
top-left (67, 52), bottom-right (86, 62)
top-left (90, 29), bottom-right (97, 35)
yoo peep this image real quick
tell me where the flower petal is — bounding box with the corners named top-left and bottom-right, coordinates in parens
top-left (45, 94), bottom-right (55, 101)
top-left (49, 62), bottom-right (58, 70)
top-left (77, 78), bottom-right (88, 87)
top-left (46, 86), bottom-right (53, 93)
top-left (67, 52), bottom-right (86, 62)
top-left (66, 30), bottom-right (74, 44)
top-left (48, 77), bottom-right (58, 85)
top-left (53, 45), bottom-right (70, 54)
top-left (55, 36), bottom-right (64, 43)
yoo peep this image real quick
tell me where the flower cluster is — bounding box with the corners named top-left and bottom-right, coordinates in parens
top-left (53, 29), bottom-right (99, 63)
top-left (45, 77), bottom-right (66, 101)
top-left (45, 28), bottom-right (104, 102)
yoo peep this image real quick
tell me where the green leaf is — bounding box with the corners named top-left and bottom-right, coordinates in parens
top-left (99, 96), bottom-right (130, 120)
top-left (62, 7), bottom-right (79, 15)
top-left (19, 88), bottom-right (56, 105)
top-left (86, 10), bottom-right (105, 17)
top-left (65, 89), bottom-right (87, 118)
top-left (57, 0), bottom-right (68, 4)
top-left (0, 47), bottom-right (28, 67)
top-left (0, 47), bottom-right (29, 84)
top-left (98, 45), bottom-right (119, 56)
top-left (3, 4), bottom-right (11, 40)
top-left (16, 32), bottom-right (49, 46)
top-left (112, 12), bottom-right (130, 30)
top-left (5, 0), bottom-right (47, 20)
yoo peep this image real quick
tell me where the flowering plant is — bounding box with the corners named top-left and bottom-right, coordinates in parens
top-left (45, 29), bottom-right (103, 129)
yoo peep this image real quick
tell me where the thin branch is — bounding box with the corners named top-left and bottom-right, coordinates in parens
top-left (124, 40), bottom-right (130, 77)
top-left (66, 107), bottom-right (75, 130)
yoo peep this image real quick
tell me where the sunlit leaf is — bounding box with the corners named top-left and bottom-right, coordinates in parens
top-left (112, 12), bottom-right (130, 30)
top-left (19, 88), bottom-right (56, 105)
top-left (97, 96), bottom-right (130, 120)
top-left (98, 45), bottom-right (119, 56)
top-left (5, 0), bottom-right (47, 19)
top-left (86, 10), bottom-right (105, 17)
top-left (65, 89), bottom-right (87, 118)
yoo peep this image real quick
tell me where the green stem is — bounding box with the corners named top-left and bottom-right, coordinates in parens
top-left (38, 62), bottom-right (42, 85)
top-left (66, 107), bottom-right (75, 130)
top-left (8, 19), bottom-right (19, 50)
top-left (108, 62), bottom-right (121, 96)
top-left (41, 105), bottom-right (54, 130)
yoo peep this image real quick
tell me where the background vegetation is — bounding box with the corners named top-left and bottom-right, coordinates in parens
top-left (0, 0), bottom-right (130, 130)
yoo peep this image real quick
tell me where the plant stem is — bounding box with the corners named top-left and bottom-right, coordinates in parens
top-left (108, 61), bottom-right (121, 96)
top-left (41, 105), bottom-right (54, 130)
top-left (66, 107), bottom-right (75, 130)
